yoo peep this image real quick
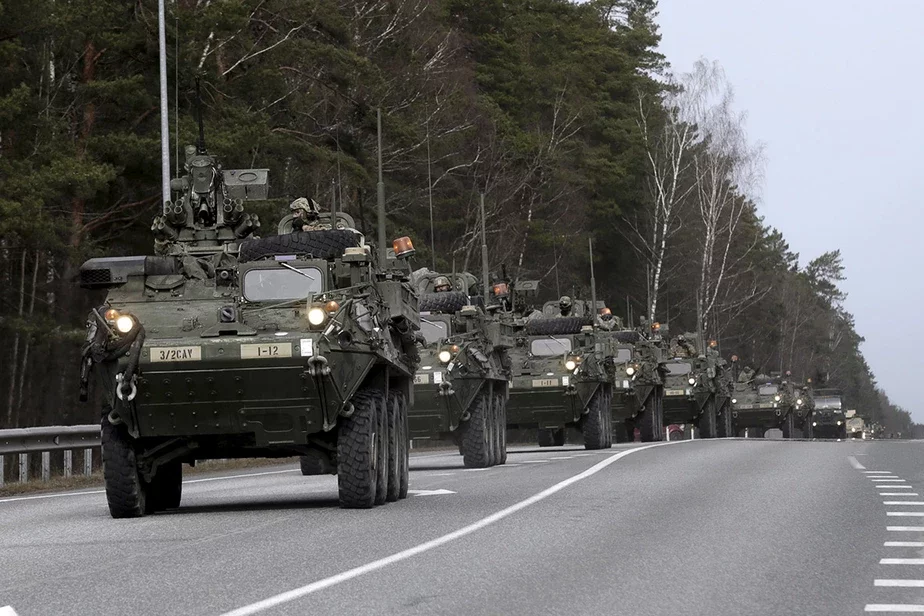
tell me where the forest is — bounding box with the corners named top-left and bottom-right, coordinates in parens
top-left (0, 0), bottom-right (914, 433)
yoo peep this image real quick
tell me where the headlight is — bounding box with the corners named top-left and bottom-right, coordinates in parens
top-left (837, 420), bottom-right (842, 425)
top-left (732, 398), bottom-right (737, 404)
top-left (813, 421), bottom-right (817, 427)
top-left (688, 377), bottom-right (696, 386)
top-left (115, 315), bottom-right (135, 334)
top-left (438, 350), bottom-right (452, 363)
top-left (774, 395), bottom-right (781, 402)
top-left (565, 359), bottom-right (577, 371)
top-left (307, 307), bottom-right (327, 326)
top-left (626, 366), bottom-right (635, 376)
top-left (796, 398), bottom-right (803, 405)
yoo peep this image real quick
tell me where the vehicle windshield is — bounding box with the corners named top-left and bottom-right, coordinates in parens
top-left (815, 396), bottom-right (842, 410)
top-left (420, 319), bottom-right (449, 345)
top-left (615, 348), bottom-right (632, 362)
top-left (665, 362), bottom-right (691, 375)
top-left (530, 337), bottom-right (573, 357)
top-left (242, 267), bottom-right (323, 301)
top-left (758, 385), bottom-right (778, 396)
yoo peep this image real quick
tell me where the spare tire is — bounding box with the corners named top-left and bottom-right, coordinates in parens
top-left (526, 316), bottom-right (591, 336)
top-left (419, 291), bottom-right (468, 314)
top-left (238, 230), bottom-right (359, 263)
top-left (614, 330), bottom-right (641, 344)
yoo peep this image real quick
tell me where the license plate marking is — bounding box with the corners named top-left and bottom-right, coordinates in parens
top-left (241, 343), bottom-right (293, 359)
top-left (150, 346), bottom-right (201, 362)
top-left (665, 389), bottom-right (686, 396)
top-left (532, 378), bottom-right (557, 387)
top-left (414, 373), bottom-right (430, 385)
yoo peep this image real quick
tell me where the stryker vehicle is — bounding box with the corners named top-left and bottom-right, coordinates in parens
top-left (505, 295), bottom-right (612, 449)
top-left (79, 122), bottom-right (420, 517)
top-left (660, 334), bottom-right (722, 439)
top-left (407, 270), bottom-right (512, 467)
top-left (809, 389), bottom-right (847, 439)
top-left (730, 372), bottom-right (804, 438)
top-left (845, 410), bottom-right (866, 439)
top-left (603, 318), bottom-right (666, 442)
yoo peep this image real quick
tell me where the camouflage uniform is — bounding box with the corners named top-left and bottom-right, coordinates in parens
top-left (557, 296), bottom-right (573, 317)
top-left (288, 197), bottom-right (325, 232)
top-left (737, 366), bottom-right (755, 383)
top-left (433, 276), bottom-right (452, 293)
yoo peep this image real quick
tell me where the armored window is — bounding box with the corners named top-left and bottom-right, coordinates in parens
top-left (758, 385), bottom-right (779, 396)
top-left (530, 337), bottom-right (573, 357)
top-left (665, 362), bottom-right (692, 375)
top-left (614, 348), bottom-right (632, 363)
top-left (242, 267), bottom-right (323, 301)
top-left (420, 319), bottom-right (449, 345)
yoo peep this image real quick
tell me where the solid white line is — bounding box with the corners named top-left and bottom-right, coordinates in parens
top-left (881, 559), bottom-right (924, 565)
top-left (876, 580), bottom-right (924, 587)
top-left (883, 494), bottom-right (921, 497)
top-left (886, 542), bottom-right (924, 547)
top-left (572, 454), bottom-right (593, 457)
top-left (885, 502), bottom-right (924, 506)
top-left (867, 471), bottom-right (894, 474)
top-left (549, 456), bottom-right (575, 460)
top-left (183, 469), bottom-right (299, 484)
top-left (849, 456), bottom-right (867, 470)
top-left (866, 605), bottom-right (924, 612)
top-left (519, 460), bottom-right (550, 464)
top-left (889, 527), bottom-right (924, 532)
top-left (889, 513), bottom-right (924, 517)
top-left (219, 442), bottom-right (671, 616)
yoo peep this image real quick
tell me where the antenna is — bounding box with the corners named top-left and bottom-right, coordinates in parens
top-left (157, 0), bottom-right (170, 209)
top-left (589, 237), bottom-right (597, 325)
top-left (427, 117), bottom-right (435, 270)
top-left (376, 108), bottom-right (387, 264)
top-left (330, 178), bottom-right (338, 224)
top-left (480, 193), bottom-right (489, 300)
top-left (195, 77), bottom-right (206, 155)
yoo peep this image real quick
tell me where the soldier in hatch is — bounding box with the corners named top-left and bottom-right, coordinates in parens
top-left (671, 335), bottom-right (695, 358)
top-left (557, 296), bottom-right (573, 317)
top-left (288, 197), bottom-right (325, 232)
top-left (597, 307), bottom-right (616, 331)
top-left (433, 276), bottom-right (452, 293)
top-left (737, 365), bottom-right (755, 383)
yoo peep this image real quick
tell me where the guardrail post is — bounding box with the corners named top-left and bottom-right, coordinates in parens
top-left (84, 449), bottom-right (93, 476)
top-left (19, 453), bottom-right (28, 482)
top-left (41, 451), bottom-right (50, 481)
top-left (64, 450), bottom-right (73, 478)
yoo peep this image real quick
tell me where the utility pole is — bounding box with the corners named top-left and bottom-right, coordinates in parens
top-left (158, 0), bottom-right (171, 210)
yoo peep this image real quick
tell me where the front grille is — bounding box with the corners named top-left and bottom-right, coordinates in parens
top-left (80, 268), bottom-right (112, 287)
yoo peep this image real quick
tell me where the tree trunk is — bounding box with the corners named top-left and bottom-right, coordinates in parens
top-left (70, 40), bottom-right (98, 249)
top-left (15, 250), bottom-right (40, 426)
top-left (6, 251), bottom-right (27, 426)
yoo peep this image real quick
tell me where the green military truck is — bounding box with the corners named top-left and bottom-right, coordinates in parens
top-left (660, 334), bottom-right (723, 439)
top-left (809, 388), bottom-right (847, 439)
top-left (79, 142), bottom-right (420, 517)
top-left (407, 271), bottom-right (512, 468)
top-left (730, 372), bottom-right (803, 438)
top-left (603, 320), bottom-right (666, 442)
top-left (505, 297), bottom-right (612, 450)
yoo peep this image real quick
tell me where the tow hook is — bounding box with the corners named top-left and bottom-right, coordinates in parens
top-left (306, 355), bottom-right (331, 377)
top-left (439, 381), bottom-right (455, 397)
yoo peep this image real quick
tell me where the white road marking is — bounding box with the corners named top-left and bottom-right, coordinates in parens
top-left (889, 527), bottom-right (924, 532)
top-left (0, 606), bottom-right (19, 616)
top-left (496, 464), bottom-right (522, 468)
top-left (184, 469), bottom-right (299, 484)
top-left (870, 477), bottom-right (902, 480)
top-left (849, 456), bottom-right (867, 469)
top-left (867, 471), bottom-right (894, 474)
top-left (886, 542), bottom-right (924, 547)
top-left (460, 468), bottom-right (492, 472)
top-left (882, 559), bottom-right (924, 565)
top-left (866, 605), bottom-right (924, 612)
top-left (407, 489), bottom-right (456, 496)
top-left (418, 473), bottom-right (456, 476)
top-left (219, 442), bottom-right (671, 616)
top-left (572, 454), bottom-right (594, 457)
top-left (519, 460), bottom-right (550, 464)
top-left (876, 580), bottom-right (924, 587)
top-left (873, 479), bottom-right (907, 483)
top-left (883, 494), bottom-right (921, 497)
top-left (549, 456), bottom-right (575, 460)
top-left (880, 486), bottom-right (915, 489)
top-left (885, 502), bottom-right (924, 506)
top-left (888, 513), bottom-right (924, 517)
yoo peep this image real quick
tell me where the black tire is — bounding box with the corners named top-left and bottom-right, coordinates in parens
top-left (486, 393), bottom-right (497, 467)
top-left (147, 461), bottom-right (182, 512)
top-left (538, 429), bottom-right (556, 447)
top-left (717, 402), bottom-right (734, 438)
top-left (495, 392), bottom-right (508, 465)
top-left (338, 388), bottom-right (382, 508)
top-left (525, 316), bottom-right (592, 336)
top-left (418, 291), bottom-right (469, 314)
top-left (804, 420), bottom-right (814, 439)
top-left (299, 455), bottom-right (332, 476)
top-left (398, 392), bottom-right (409, 499)
top-left (461, 392), bottom-right (491, 468)
top-left (604, 389), bottom-right (614, 447)
top-left (374, 392), bottom-right (389, 506)
top-left (386, 390), bottom-right (403, 503)
top-left (238, 229), bottom-right (359, 263)
top-left (582, 388), bottom-right (608, 450)
top-left (697, 397), bottom-right (718, 439)
top-left (102, 415), bottom-right (148, 518)
top-left (638, 388), bottom-right (664, 442)
top-left (781, 412), bottom-right (796, 439)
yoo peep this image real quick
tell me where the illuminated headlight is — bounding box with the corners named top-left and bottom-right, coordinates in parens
top-left (836, 420), bottom-right (842, 426)
top-left (813, 421), bottom-right (817, 427)
top-left (438, 350), bottom-right (452, 363)
top-left (307, 307), bottom-right (327, 326)
top-left (796, 398), bottom-right (803, 406)
top-left (626, 366), bottom-right (635, 376)
top-left (774, 395), bottom-right (781, 402)
top-left (565, 359), bottom-right (577, 371)
top-left (688, 377), bottom-right (696, 386)
top-left (115, 315), bottom-right (135, 334)
top-left (731, 398), bottom-right (737, 404)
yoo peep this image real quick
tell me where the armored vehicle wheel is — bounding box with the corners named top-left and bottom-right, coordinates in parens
top-left (495, 392), bottom-right (508, 465)
top-left (299, 454), bottom-right (334, 476)
top-left (781, 412), bottom-right (796, 439)
top-left (101, 415), bottom-right (148, 518)
top-left (717, 403), bottom-right (734, 438)
top-left (238, 229), bottom-right (359, 262)
top-left (338, 388), bottom-right (384, 509)
top-left (538, 429), bottom-right (557, 447)
top-left (398, 393), bottom-right (410, 499)
top-left (804, 421), bottom-right (814, 439)
top-left (461, 392), bottom-right (491, 468)
top-left (614, 422), bottom-right (631, 443)
top-left (525, 316), bottom-right (592, 336)
top-left (582, 389), bottom-right (608, 450)
top-left (146, 461), bottom-right (182, 513)
top-left (638, 388), bottom-right (664, 442)
top-left (385, 390), bottom-right (405, 503)
top-left (374, 392), bottom-right (390, 506)
top-left (418, 291), bottom-right (469, 314)
top-left (697, 398), bottom-right (718, 439)
top-left (604, 390), bottom-right (614, 447)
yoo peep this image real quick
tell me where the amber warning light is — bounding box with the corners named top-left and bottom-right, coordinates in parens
top-left (392, 237), bottom-right (415, 259)
top-left (492, 282), bottom-right (509, 297)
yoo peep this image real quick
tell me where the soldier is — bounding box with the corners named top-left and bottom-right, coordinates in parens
top-left (557, 296), bottom-right (573, 317)
top-left (737, 365), bottom-right (755, 383)
top-left (433, 276), bottom-right (452, 293)
top-left (288, 197), bottom-right (325, 232)
top-left (596, 307), bottom-right (616, 330)
top-left (671, 335), bottom-right (694, 358)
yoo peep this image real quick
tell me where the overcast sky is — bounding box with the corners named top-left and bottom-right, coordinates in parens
top-left (656, 0), bottom-right (924, 421)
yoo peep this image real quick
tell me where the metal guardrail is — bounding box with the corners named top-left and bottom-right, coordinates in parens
top-left (0, 425), bottom-right (100, 487)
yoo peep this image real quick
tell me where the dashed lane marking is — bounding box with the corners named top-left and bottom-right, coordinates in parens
top-left (876, 580), bottom-right (924, 587)
top-left (888, 513), bottom-right (924, 517)
top-left (881, 559), bottom-right (924, 565)
top-left (219, 442), bottom-right (672, 616)
top-left (0, 606), bottom-right (19, 616)
top-left (880, 486), bottom-right (915, 489)
top-left (886, 542), bottom-right (924, 547)
top-left (885, 502), bottom-right (924, 506)
top-left (865, 605), bottom-right (924, 612)
top-left (883, 494), bottom-right (921, 497)
top-left (888, 527), bottom-right (924, 532)
top-left (868, 471), bottom-right (895, 474)
top-left (874, 479), bottom-right (907, 483)
top-left (850, 456), bottom-right (868, 469)
top-left (871, 477), bottom-right (903, 480)
top-left (549, 456), bottom-right (576, 460)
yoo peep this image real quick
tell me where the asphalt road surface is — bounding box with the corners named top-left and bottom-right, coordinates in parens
top-left (2, 438), bottom-right (923, 615)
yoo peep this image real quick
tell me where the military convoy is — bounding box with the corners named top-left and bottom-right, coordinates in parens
top-left (809, 389), bottom-right (847, 439)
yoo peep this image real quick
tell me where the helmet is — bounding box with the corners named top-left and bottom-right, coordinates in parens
top-left (433, 276), bottom-right (451, 292)
top-left (290, 197), bottom-right (320, 218)
top-left (559, 296), bottom-right (573, 310)
top-left (599, 307), bottom-right (613, 320)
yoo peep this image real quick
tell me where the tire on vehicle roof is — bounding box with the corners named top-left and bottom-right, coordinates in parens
top-left (525, 316), bottom-right (591, 336)
top-left (238, 229), bottom-right (359, 263)
top-left (418, 291), bottom-right (469, 314)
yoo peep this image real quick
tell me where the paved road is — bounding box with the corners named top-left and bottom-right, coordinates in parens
top-left (1, 438), bottom-right (921, 615)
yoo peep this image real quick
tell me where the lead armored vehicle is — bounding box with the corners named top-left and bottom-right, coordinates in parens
top-left (79, 140), bottom-right (419, 517)
top-left (504, 293), bottom-right (612, 449)
top-left (809, 388), bottom-right (847, 439)
top-left (407, 271), bottom-right (512, 467)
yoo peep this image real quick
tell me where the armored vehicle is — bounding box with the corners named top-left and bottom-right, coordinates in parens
top-left (845, 410), bottom-right (866, 439)
top-left (730, 372), bottom-right (804, 438)
top-left (505, 295), bottom-right (612, 449)
top-left (809, 389), bottom-right (847, 439)
top-left (660, 334), bottom-right (723, 439)
top-left (79, 141), bottom-right (420, 517)
top-left (407, 271), bottom-right (512, 468)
